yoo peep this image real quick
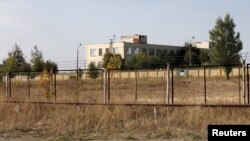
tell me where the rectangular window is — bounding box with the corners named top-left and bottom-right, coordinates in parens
top-left (134, 48), bottom-right (139, 54)
top-left (156, 49), bottom-right (161, 56)
top-left (163, 49), bottom-right (168, 55)
top-left (141, 48), bottom-right (147, 55)
top-left (170, 50), bottom-right (174, 55)
top-left (149, 48), bottom-right (155, 56)
top-left (99, 48), bottom-right (102, 56)
top-left (113, 47), bottom-right (119, 54)
top-left (127, 47), bottom-right (131, 54)
top-left (106, 48), bottom-right (110, 54)
top-left (90, 49), bottom-right (96, 57)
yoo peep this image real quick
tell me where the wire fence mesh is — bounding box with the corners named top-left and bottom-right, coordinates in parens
top-left (173, 67), bottom-right (205, 104)
top-left (0, 65), bottom-right (248, 105)
top-left (205, 66), bottom-right (241, 104)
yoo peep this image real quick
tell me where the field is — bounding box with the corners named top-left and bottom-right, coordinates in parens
top-left (1, 104), bottom-right (250, 141)
top-left (0, 75), bottom-right (242, 105)
top-left (0, 70), bottom-right (247, 140)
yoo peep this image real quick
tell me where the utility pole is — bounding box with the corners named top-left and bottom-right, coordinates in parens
top-left (76, 43), bottom-right (82, 102)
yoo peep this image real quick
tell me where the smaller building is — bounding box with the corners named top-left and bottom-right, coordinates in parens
top-left (192, 41), bottom-right (209, 49)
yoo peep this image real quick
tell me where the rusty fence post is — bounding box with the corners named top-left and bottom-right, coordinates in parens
top-left (103, 69), bottom-right (107, 104)
top-left (5, 72), bottom-right (9, 100)
top-left (204, 66), bottom-right (207, 104)
top-left (28, 72), bottom-right (31, 99)
top-left (171, 66), bottom-right (174, 104)
top-left (238, 64), bottom-right (241, 104)
top-left (135, 69), bottom-right (138, 102)
top-left (54, 71), bottom-right (57, 102)
top-left (108, 69), bottom-right (111, 104)
top-left (247, 64), bottom-right (250, 105)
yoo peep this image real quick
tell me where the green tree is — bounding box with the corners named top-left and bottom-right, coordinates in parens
top-left (159, 50), bottom-right (175, 65)
top-left (209, 14), bottom-right (242, 79)
top-left (126, 52), bottom-right (147, 68)
top-left (103, 53), bottom-right (123, 69)
top-left (44, 60), bottom-right (58, 73)
top-left (31, 46), bottom-right (44, 72)
top-left (182, 42), bottom-right (201, 66)
top-left (200, 52), bottom-right (210, 65)
top-left (2, 44), bottom-right (31, 72)
top-left (126, 52), bottom-right (163, 69)
top-left (87, 63), bottom-right (101, 79)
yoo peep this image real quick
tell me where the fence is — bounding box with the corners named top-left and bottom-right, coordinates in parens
top-left (0, 64), bottom-right (250, 105)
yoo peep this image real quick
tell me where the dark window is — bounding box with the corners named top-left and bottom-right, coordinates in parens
top-left (163, 49), bottom-right (168, 54)
top-left (149, 49), bottom-right (155, 56)
top-left (99, 48), bottom-right (102, 56)
top-left (170, 50), bottom-right (174, 55)
top-left (141, 48), bottom-right (147, 55)
top-left (156, 49), bottom-right (161, 56)
top-left (106, 48), bottom-right (110, 54)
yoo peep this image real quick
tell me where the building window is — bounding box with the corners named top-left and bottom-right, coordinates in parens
top-left (170, 50), bottom-right (174, 55)
top-left (141, 48), bottom-right (147, 55)
top-left (99, 48), bottom-right (102, 56)
top-left (134, 48), bottom-right (139, 54)
top-left (90, 49), bottom-right (96, 57)
top-left (113, 47), bottom-right (119, 54)
top-left (90, 62), bottom-right (95, 65)
top-left (163, 49), bottom-right (168, 55)
top-left (156, 49), bottom-right (161, 56)
top-left (106, 48), bottom-right (110, 54)
top-left (127, 47), bottom-right (132, 54)
top-left (149, 48), bottom-right (154, 56)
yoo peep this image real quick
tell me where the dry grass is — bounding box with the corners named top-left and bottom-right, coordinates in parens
top-left (0, 76), bottom-right (241, 105)
top-left (0, 75), bottom-right (245, 140)
top-left (0, 103), bottom-right (250, 140)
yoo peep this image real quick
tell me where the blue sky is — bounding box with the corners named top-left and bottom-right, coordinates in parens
top-left (0, 0), bottom-right (249, 69)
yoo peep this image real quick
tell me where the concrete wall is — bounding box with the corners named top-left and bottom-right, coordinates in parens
top-left (3, 67), bottom-right (243, 82)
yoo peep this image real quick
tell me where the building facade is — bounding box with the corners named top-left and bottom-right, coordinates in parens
top-left (85, 34), bottom-right (208, 68)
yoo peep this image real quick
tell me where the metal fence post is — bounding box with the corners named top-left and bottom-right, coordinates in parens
top-left (28, 72), bottom-right (31, 99)
top-left (238, 65), bottom-right (241, 104)
top-left (108, 69), bottom-right (111, 104)
top-left (103, 69), bottom-right (107, 104)
top-left (243, 61), bottom-right (246, 104)
top-left (165, 63), bottom-right (170, 104)
top-left (135, 69), bottom-right (138, 102)
top-left (76, 68), bottom-right (79, 103)
top-left (5, 72), bottom-right (9, 100)
top-left (247, 64), bottom-right (250, 105)
top-left (50, 69), bottom-right (54, 102)
top-left (171, 66), bottom-right (174, 104)
top-left (204, 66), bottom-right (207, 104)
top-left (54, 71), bottom-right (57, 102)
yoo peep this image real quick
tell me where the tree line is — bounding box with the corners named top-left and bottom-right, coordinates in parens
top-left (91, 14), bottom-right (242, 79)
top-left (0, 44), bottom-right (58, 73)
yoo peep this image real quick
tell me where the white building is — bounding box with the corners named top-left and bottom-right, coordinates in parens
top-left (192, 41), bottom-right (209, 49)
top-left (85, 34), bottom-right (208, 68)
